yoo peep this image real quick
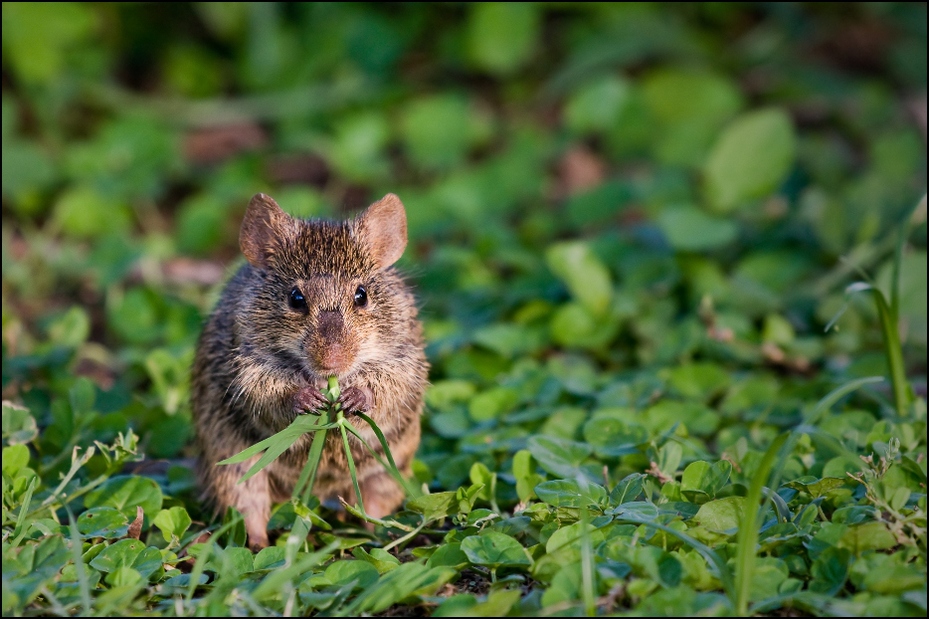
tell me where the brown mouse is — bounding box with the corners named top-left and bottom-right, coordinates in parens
top-left (191, 193), bottom-right (428, 548)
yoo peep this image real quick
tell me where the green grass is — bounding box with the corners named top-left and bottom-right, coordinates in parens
top-left (2, 2), bottom-right (927, 616)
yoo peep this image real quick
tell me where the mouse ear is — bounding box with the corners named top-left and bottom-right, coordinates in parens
top-left (240, 193), bottom-right (297, 267)
top-left (355, 193), bottom-right (408, 269)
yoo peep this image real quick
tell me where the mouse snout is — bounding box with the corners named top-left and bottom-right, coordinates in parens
top-left (310, 309), bottom-right (357, 375)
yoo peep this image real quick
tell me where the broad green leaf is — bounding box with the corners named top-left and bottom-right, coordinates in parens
top-left (545, 241), bottom-right (613, 317)
top-left (88, 539), bottom-right (146, 573)
top-left (352, 547), bottom-right (401, 574)
top-left (526, 435), bottom-right (592, 478)
top-left (681, 460), bottom-right (732, 503)
top-left (550, 301), bottom-right (620, 349)
top-left (641, 69), bottom-right (743, 166)
top-left (83, 476), bottom-right (163, 521)
top-left (434, 588), bottom-right (521, 617)
top-left (607, 501), bottom-right (659, 522)
top-left (152, 507), bottom-right (192, 545)
top-left (324, 560), bottom-right (379, 590)
top-left (469, 387), bottom-right (519, 421)
top-left (704, 108), bottom-right (796, 212)
top-left (425, 380), bottom-right (477, 410)
top-left (658, 205), bottom-right (738, 252)
top-left (785, 476), bottom-right (848, 499)
top-left (427, 543), bottom-right (469, 570)
top-left (837, 522), bottom-right (897, 555)
top-left (461, 532), bottom-right (532, 568)
top-left (582, 417), bottom-right (648, 458)
top-left (609, 473), bottom-right (646, 505)
top-left (512, 449), bottom-right (544, 502)
top-left (2, 402), bottom-right (38, 445)
top-left (466, 3), bottom-right (539, 75)
top-left (68, 377), bottom-right (96, 415)
top-left (535, 479), bottom-right (607, 508)
top-left (692, 496), bottom-right (744, 533)
top-left (565, 76), bottom-right (631, 135)
top-left (810, 547), bottom-right (851, 595)
top-left (665, 362), bottom-right (732, 401)
top-left (1, 3), bottom-right (96, 85)
top-left (52, 185), bottom-right (133, 239)
top-left (406, 491), bottom-right (458, 523)
top-left (78, 507), bottom-right (129, 539)
top-left (400, 94), bottom-right (474, 171)
top-left (2, 444), bottom-right (30, 476)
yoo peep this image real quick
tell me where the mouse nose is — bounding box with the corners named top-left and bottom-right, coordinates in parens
top-left (312, 310), bottom-right (356, 374)
top-left (317, 310), bottom-right (344, 340)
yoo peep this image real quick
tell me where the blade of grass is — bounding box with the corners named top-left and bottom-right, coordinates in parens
top-left (64, 504), bottom-right (93, 616)
top-left (11, 476), bottom-right (38, 548)
top-left (346, 413), bottom-right (422, 497)
top-left (339, 413), bottom-right (365, 515)
top-left (295, 414), bottom-right (330, 504)
top-left (871, 289), bottom-right (912, 417)
top-left (735, 433), bottom-right (789, 616)
top-left (577, 475), bottom-right (596, 617)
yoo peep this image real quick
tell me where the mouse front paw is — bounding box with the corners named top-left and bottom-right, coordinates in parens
top-left (338, 385), bottom-right (373, 414)
top-left (293, 385), bottom-right (329, 414)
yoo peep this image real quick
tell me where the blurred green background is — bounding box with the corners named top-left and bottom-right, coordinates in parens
top-left (1, 2), bottom-right (926, 464)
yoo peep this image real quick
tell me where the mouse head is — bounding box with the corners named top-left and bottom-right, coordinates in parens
top-left (236, 193), bottom-right (410, 379)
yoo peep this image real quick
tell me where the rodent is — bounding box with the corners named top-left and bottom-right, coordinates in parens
top-left (191, 192), bottom-right (428, 549)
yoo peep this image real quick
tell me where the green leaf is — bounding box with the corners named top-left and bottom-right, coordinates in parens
top-left (810, 547), bottom-right (851, 595)
top-left (400, 94), bottom-right (474, 171)
top-left (666, 362), bottom-right (732, 401)
top-left (512, 450), bottom-right (543, 502)
top-left (52, 185), bottom-right (133, 239)
top-left (535, 479), bottom-right (607, 508)
top-left (78, 507), bottom-right (129, 539)
top-left (1, 444), bottom-right (29, 476)
top-left (152, 507), bottom-right (192, 545)
top-left (692, 496), bottom-right (744, 533)
top-left (1, 3), bottom-right (96, 85)
top-left (425, 380), bottom-right (477, 410)
top-left (565, 76), bottom-right (631, 135)
top-left (324, 560), bottom-right (379, 590)
top-left (69, 377), bottom-right (96, 416)
top-left (466, 3), bottom-right (539, 75)
top-left (704, 108), bottom-right (796, 212)
top-left (468, 387), bottom-right (519, 421)
top-left (582, 417), bottom-right (648, 458)
top-left (88, 539), bottom-right (146, 573)
top-left (424, 543), bottom-right (468, 571)
top-left (527, 435), bottom-right (592, 479)
top-left (609, 473), bottom-right (646, 505)
top-left (785, 476), bottom-right (848, 499)
top-left (545, 241), bottom-right (613, 317)
top-left (550, 301), bottom-right (620, 349)
top-left (434, 588), bottom-right (521, 617)
top-left (607, 501), bottom-right (659, 522)
top-left (461, 532), bottom-right (532, 568)
top-left (681, 460), bottom-right (732, 503)
top-left (83, 476), bottom-right (163, 521)
top-left (837, 522), bottom-right (897, 555)
top-left (2, 402), bottom-right (38, 445)
top-left (351, 547), bottom-right (401, 574)
top-left (657, 205), bottom-right (738, 251)
top-left (641, 68), bottom-right (743, 166)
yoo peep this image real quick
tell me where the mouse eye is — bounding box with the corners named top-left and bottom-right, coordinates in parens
top-left (353, 285), bottom-right (368, 308)
top-left (288, 287), bottom-right (308, 312)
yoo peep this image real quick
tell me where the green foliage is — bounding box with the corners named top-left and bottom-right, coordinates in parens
top-left (2, 2), bottom-right (927, 616)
